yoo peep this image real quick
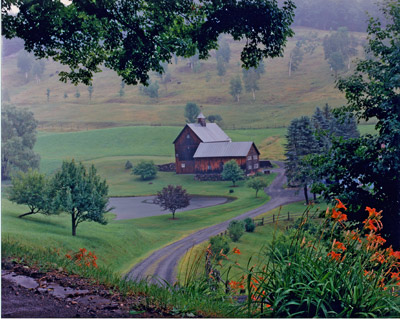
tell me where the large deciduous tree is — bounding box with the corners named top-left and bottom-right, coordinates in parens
top-left (154, 185), bottom-right (190, 220)
top-left (1, 105), bottom-right (40, 180)
top-left (52, 160), bottom-right (109, 236)
top-left (242, 61), bottom-right (265, 101)
top-left (230, 76), bottom-right (243, 103)
top-left (2, 0), bottom-right (295, 86)
top-left (312, 1), bottom-right (400, 249)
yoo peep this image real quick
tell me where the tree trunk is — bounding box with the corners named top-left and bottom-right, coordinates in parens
top-left (172, 210), bottom-right (175, 219)
top-left (72, 212), bottom-right (77, 236)
top-left (255, 189), bottom-right (259, 198)
top-left (313, 192), bottom-right (317, 201)
top-left (252, 89), bottom-right (255, 101)
top-left (304, 185), bottom-right (309, 205)
top-left (236, 95), bottom-right (240, 103)
top-left (18, 211), bottom-right (36, 218)
top-left (288, 55), bottom-right (292, 77)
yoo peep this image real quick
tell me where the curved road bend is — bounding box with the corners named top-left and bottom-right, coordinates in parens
top-left (126, 161), bottom-right (305, 284)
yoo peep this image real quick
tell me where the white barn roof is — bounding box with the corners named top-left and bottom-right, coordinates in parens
top-left (187, 123), bottom-right (231, 143)
top-left (193, 141), bottom-right (255, 158)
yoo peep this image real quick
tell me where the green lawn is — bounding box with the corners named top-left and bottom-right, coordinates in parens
top-left (2, 172), bottom-right (275, 274)
top-left (178, 201), bottom-right (329, 281)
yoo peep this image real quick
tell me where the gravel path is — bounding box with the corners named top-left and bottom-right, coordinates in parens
top-left (126, 162), bottom-right (305, 284)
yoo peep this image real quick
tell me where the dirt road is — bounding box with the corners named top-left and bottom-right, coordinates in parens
top-left (126, 162), bottom-right (305, 284)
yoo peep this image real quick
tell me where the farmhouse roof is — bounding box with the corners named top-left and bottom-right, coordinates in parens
top-left (193, 141), bottom-right (259, 158)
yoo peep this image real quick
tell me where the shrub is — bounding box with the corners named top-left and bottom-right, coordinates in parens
top-left (125, 160), bottom-right (133, 170)
top-left (244, 218), bottom-right (255, 232)
top-left (227, 220), bottom-right (245, 242)
top-left (209, 236), bottom-right (230, 260)
top-left (132, 160), bottom-right (157, 180)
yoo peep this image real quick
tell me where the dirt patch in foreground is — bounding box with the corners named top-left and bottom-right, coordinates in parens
top-left (1, 259), bottom-right (174, 318)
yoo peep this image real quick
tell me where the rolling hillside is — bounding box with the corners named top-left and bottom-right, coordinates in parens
top-left (2, 27), bottom-right (367, 131)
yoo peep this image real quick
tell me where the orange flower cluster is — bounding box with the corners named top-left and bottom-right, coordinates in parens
top-left (233, 247), bottom-right (241, 255)
top-left (327, 200), bottom-right (400, 290)
top-left (65, 248), bottom-right (98, 268)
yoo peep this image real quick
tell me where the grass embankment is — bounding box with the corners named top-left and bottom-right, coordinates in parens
top-left (178, 201), bottom-right (329, 281)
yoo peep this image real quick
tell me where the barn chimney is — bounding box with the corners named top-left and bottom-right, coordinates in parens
top-left (197, 112), bottom-right (206, 127)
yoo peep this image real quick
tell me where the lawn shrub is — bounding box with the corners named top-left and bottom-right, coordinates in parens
top-left (243, 218), bottom-right (255, 232)
top-left (227, 220), bottom-right (245, 242)
top-left (125, 160), bottom-right (133, 170)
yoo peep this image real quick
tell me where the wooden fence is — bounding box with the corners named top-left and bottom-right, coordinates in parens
top-left (217, 211), bottom-right (318, 237)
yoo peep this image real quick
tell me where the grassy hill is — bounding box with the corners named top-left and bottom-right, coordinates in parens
top-left (2, 27), bottom-right (367, 131)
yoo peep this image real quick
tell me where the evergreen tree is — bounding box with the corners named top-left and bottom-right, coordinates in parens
top-left (285, 116), bottom-right (319, 204)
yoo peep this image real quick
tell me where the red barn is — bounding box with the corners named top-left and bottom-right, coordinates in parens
top-left (173, 113), bottom-right (260, 174)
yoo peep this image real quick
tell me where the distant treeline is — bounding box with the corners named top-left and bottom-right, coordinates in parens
top-left (291, 0), bottom-right (383, 32)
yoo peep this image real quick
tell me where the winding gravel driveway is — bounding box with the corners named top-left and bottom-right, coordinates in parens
top-left (126, 161), bottom-right (305, 284)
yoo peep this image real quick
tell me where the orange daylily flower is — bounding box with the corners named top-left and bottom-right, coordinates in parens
top-left (365, 207), bottom-right (382, 219)
top-left (233, 247), bottom-right (241, 255)
top-left (335, 199), bottom-right (347, 210)
top-left (333, 240), bottom-right (347, 251)
top-left (327, 251), bottom-right (342, 262)
top-left (331, 208), bottom-right (347, 222)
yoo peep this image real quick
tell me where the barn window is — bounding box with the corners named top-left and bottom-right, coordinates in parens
top-left (247, 156), bottom-right (252, 161)
top-left (248, 164), bottom-right (252, 170)
top-left (186, 134), bottom-right (190, 139)
top-left (253, 155), bottom-right (258, 160)
top-left (254, 163), bottom-right (259, 169)
top-left (181, 163), bottom-right (185, 168)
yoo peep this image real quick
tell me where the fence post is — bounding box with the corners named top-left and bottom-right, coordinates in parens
top-left (273, 214), bottom-right (275, 223)
top-left (288, 212), bottom-right (290, 221)
top-left (261, 217), bottom-right (264, 225)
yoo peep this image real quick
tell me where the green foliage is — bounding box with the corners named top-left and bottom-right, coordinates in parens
top-left (216, 38), bottom-right (230, 64)
top-left (312, 2), bottom-right (400, 249)
top-left (140, 81), bottom-right (159, 99)
top-left (124, 160), bottom-right (133, 170)
top-left (52, 159), bottom-right (109, 236)
top-left (87, 85), bottom-right (93, 101)
top-left (209, 235), bottom-right (230, 260)
top-left (8, 169), bottom-right (55, 218)
top-left (227, 220), bottom-right (245, 242)
top-left (184, 102), bottom-right (200, 123)
top-left (153, 185), bottom-right (190, 219)
top-left (221, 160), bottom-right (244, 186)
top-left (288, 42), bottom-right (304, 76)
top-left (132, 160), bottom-right (157, 180)
top-left (3, 1), bottom-right (295, 85)
top-left (16, 50), bottom-right (33, 79)
top-left (206, 114), bottom-right (222, 123)
top-left (1, 105), bottom-right (40, 180)
top-left (246, 177), bottom-right (268, 198)
top-left (243, 217), bottom-right (255, 232)
top-left (323, 27), bottom-right (357, 77)
top-left (216, 56), bottom-right (226, 78)
top-left (229, 75), bottom-right (243, 102)
top-left (242, 61), bottom-right (265, 101)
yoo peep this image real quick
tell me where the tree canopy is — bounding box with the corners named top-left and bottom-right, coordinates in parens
top-left (222, 160), bottom-right (244, 186)
top-left (311, 1), bottom-right (400, 249)
top-left (52, 160), bottom-right (109, 236)
top-left (2, 0), bottom-right (295, 86)
top-left (1, 105), bottom-right (40, 180)
top-left (154, 185), bottom-right (190, 220)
